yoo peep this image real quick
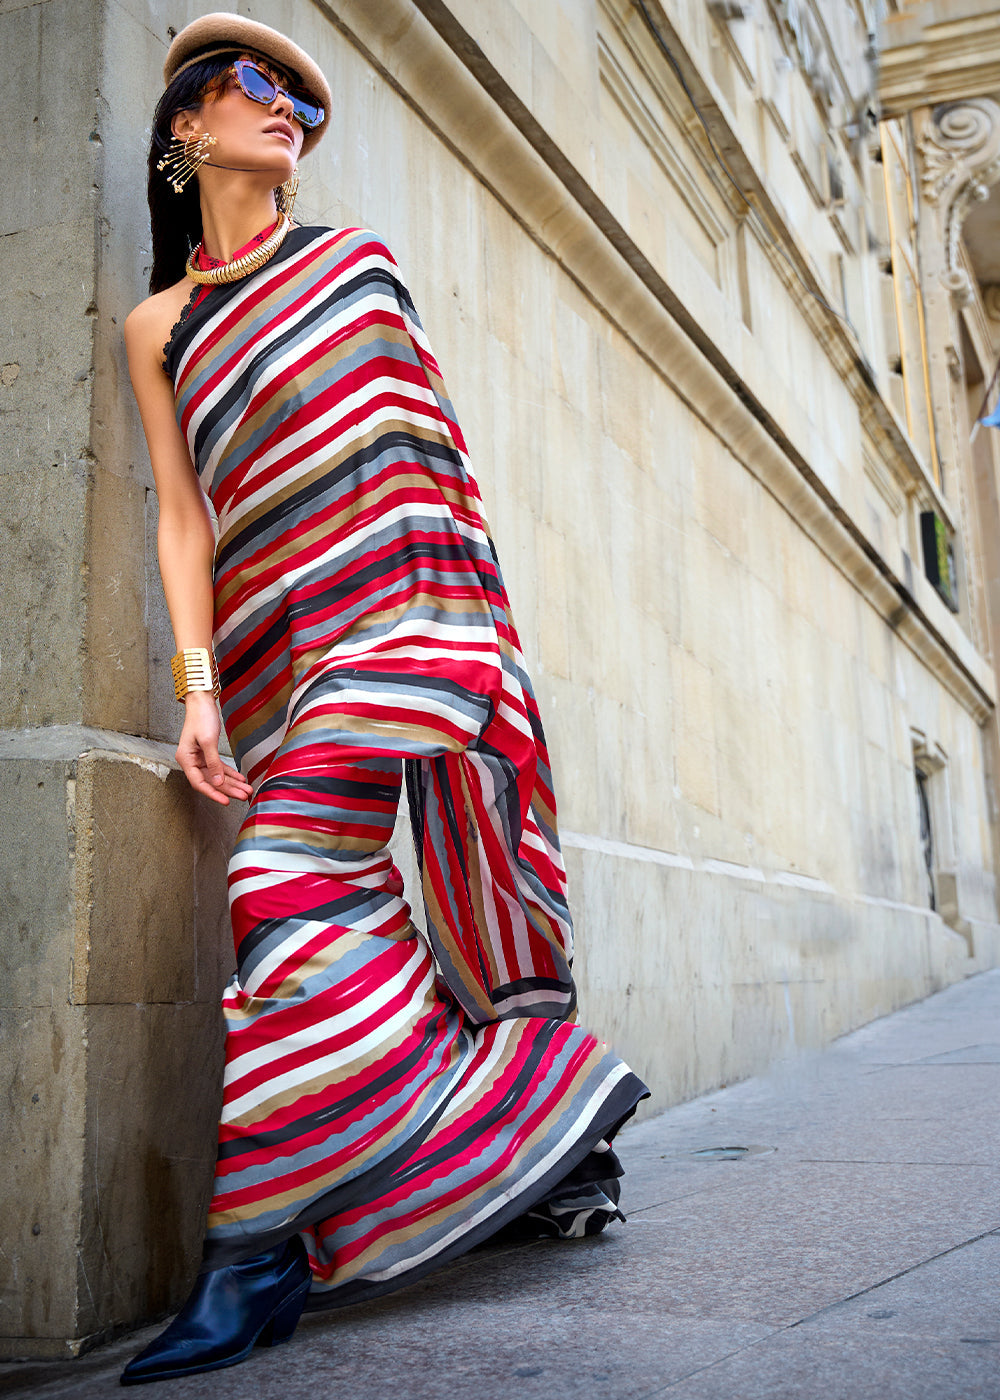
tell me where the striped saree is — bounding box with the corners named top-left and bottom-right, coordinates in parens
top-left (166, 226), bottom-right (647, 1306)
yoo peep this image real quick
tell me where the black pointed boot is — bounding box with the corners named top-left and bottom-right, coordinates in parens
top-left (120, 1236), bottom-right (311, 1385)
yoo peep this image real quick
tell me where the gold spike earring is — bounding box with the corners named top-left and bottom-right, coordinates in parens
top-left (276, 166), bottom-right (300, 222)
top-left (157, 133), bottom-right (218, 194)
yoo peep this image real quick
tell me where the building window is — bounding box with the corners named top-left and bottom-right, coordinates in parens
top-left (911, 732), bottom-right (972, 952)
top-left (915, 765), bottom-right (935, 910)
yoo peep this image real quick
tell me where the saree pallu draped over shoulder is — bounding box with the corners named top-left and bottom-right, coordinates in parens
top-left (166, 226), bottom-right (648, 1306)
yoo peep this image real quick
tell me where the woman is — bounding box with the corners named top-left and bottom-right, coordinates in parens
top-left (122, 12), bottom-right (647, 1385)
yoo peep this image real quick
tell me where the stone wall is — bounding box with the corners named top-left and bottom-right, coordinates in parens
top-left (2, 0), bottom-right (998, 1355)
top-left (0, 0), bottom-right (241, 1357)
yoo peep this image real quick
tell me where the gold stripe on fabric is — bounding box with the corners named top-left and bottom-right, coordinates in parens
top-left (531, 790), bottom-right (558, 837)
top-left (315, 1043), bottom-right (603, 1283)
top-left (289, 590), bottom-right (495, 684)
top-left (177, 237), bottom-right (362, 395)
top-left (222, 929), bottom-right (424, 1026)
top-left (457, 761), bottom-right (500, 991)
top-left (207, 1024), bottom-right (466, 1227)
top-left (520, 894), bottom-right (565, 962)
top-left (420, 862), bottom-right (496, 1022)
top-left (235, 822), bottom-right (387, 854)
top-left (213, 425), bottom-right (467, 583)
top-left (286, 709), bottom-right (472, 753)
top-left (426, 1019), bottom-right (523, 1138)
top-left (225, 679), bottom-right (294, 758)
top-left (218, 319), bottom-right (431, 469)
top-left (220, 978), bottom-right (438, 1134)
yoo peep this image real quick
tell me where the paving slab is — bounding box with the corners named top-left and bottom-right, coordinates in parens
top-left (4, 969), bottom-right (1000, 1399)
top-left (800, 1229), bottom-right (1000, 1339)
top-left (652, 1328), bottom-right (1000, 1400)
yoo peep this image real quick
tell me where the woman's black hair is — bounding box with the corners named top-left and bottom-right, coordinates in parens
top-left (147, 52), bottom-right (241, 293)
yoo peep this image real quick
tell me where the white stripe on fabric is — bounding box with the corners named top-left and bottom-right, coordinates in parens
top-left (222, 955), bottom-right (436, 1121)
top-left (361, 1062), bottom-right (633, 1281)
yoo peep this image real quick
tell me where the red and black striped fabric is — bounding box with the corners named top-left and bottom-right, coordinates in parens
top-left (166, 226), bottom-right (647, 1303)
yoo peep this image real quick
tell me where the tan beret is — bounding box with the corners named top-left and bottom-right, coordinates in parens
top-left (163, 11), bottom-right (331, 154)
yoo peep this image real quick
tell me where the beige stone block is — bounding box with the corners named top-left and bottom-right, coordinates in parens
top-left (529, 35), bottom-right (575, 174)
top-left (781, 526), bottom-right (824, 620)
top-left (859, 666), bottom-right (891, 754)
top-left (74, 749), bottom-right (238, 1006)
top-left (675, 644), bottom-right (716, 750)
top-left (626, 167), bottom-right (669, 271)
top-left (534, 522), bottom-right (571, 680)
top-left (590, 692), bottom-right (629, 842)
top-left (0, 757), bottom-right (75, 1009)
top-left (484, 224), bottom-right (526, 358)
top-left (628, 622), bottom-right (673, 748)
top-left (693, 438), bottom-right (751, 562)
top-left (679, 518), bottom-right (712, 660)
top-left (713, 682), bottom-right (762, 833)
top-left (540, 393), bottom-right (588, 533)
top-left (515, 0), bottom-right (556, 66)
top-left (569, 837), bottom-right (971, 1118)
top-left (622, 706), bottom-right (679, 853)
top-left (551, 287), bottom-right (599, 421)
top-left (633, 497), bottom-right (685, 642)
top-left (706, 548), bottom-right (752, 682)
top-left (75, 751), bottom-right (191, 1003)
top-left (743, 575), bottom-right (782, 702)
top-left (564, 540), bottom-right (601, 692)
top-left (679, 522), bottom-right (750, 684)
top-left (0, 462), bottom-right (88, 730)
top-left (0, 735), bottom-right (237, 1348)
top-left (545, 676), bottom-right (601, 836)
top-left (742, 481), bottom-right (783, 596)
top-left (0, 996), bottom-right (225, 1349)
top-left (596, 336), bottom-right (651, 473)
top-left (448, 0), bottom-right (535, 105)
top-left (864, 605), bottom-right (896, 691)
top-left (76, 1001), bottom-right (224, 1337)
top-left (1, 733), bottom-right (239, 1011)
top-left (0, 0), bottom-right (101, 237)
top-left (84, 469), bottom-right (147, 736)
top-left (675, 732), bottom-right (721, 818)
top-left (481, 338), bottom-right (519, 506)
top-left (0, 1002), bottom-right (87, 1342)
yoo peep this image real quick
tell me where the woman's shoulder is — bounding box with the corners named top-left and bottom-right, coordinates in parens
top-left (125, 278), bottom-right (194, 361)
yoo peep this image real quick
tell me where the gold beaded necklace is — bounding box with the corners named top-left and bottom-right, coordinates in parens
top-left (186, 214), bottom-right (292, 286)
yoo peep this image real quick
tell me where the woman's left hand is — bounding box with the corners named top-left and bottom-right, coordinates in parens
top-left (176, 691), bottom-right (253, 805)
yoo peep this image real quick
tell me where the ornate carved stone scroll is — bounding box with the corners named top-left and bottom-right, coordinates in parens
top-left (917, 98), bottom-right (1000, 307)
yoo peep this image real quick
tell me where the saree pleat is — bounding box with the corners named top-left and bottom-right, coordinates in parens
top-left (166, 226), bottom-right (648, 1304)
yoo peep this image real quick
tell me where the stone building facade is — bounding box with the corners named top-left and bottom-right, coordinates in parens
top-left (3, 0), bottom-right (1000, 1356)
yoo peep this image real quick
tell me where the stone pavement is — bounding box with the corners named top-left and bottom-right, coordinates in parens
top-left (4, 969), bottom-right (999, 1399)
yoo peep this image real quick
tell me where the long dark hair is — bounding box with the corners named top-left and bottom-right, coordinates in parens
top-left (147, 53), bottom-right (241, 293)
top-left (147, 50), bottom-right (298, 294)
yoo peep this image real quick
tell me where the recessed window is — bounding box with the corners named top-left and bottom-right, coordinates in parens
top-left (914, 765), bottom-right (935, 910)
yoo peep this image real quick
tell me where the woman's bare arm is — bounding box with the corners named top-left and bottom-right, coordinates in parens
top-left (124, 295), bottom-right (252, 806)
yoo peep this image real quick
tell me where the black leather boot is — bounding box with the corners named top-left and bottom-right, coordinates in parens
top-left (120, 1236), bottom-right (311, 1385)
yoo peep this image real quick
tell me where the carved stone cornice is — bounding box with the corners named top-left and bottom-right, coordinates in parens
top-left (301, 0), bottom-right (995, 722)
top-left (878, 3), bottom-right (1000, 119)
top-left (917, 99), bottom-right (1000, 306)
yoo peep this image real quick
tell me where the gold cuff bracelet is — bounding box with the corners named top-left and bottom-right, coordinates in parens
top-left (170, 648), bottom-right (221, 702)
